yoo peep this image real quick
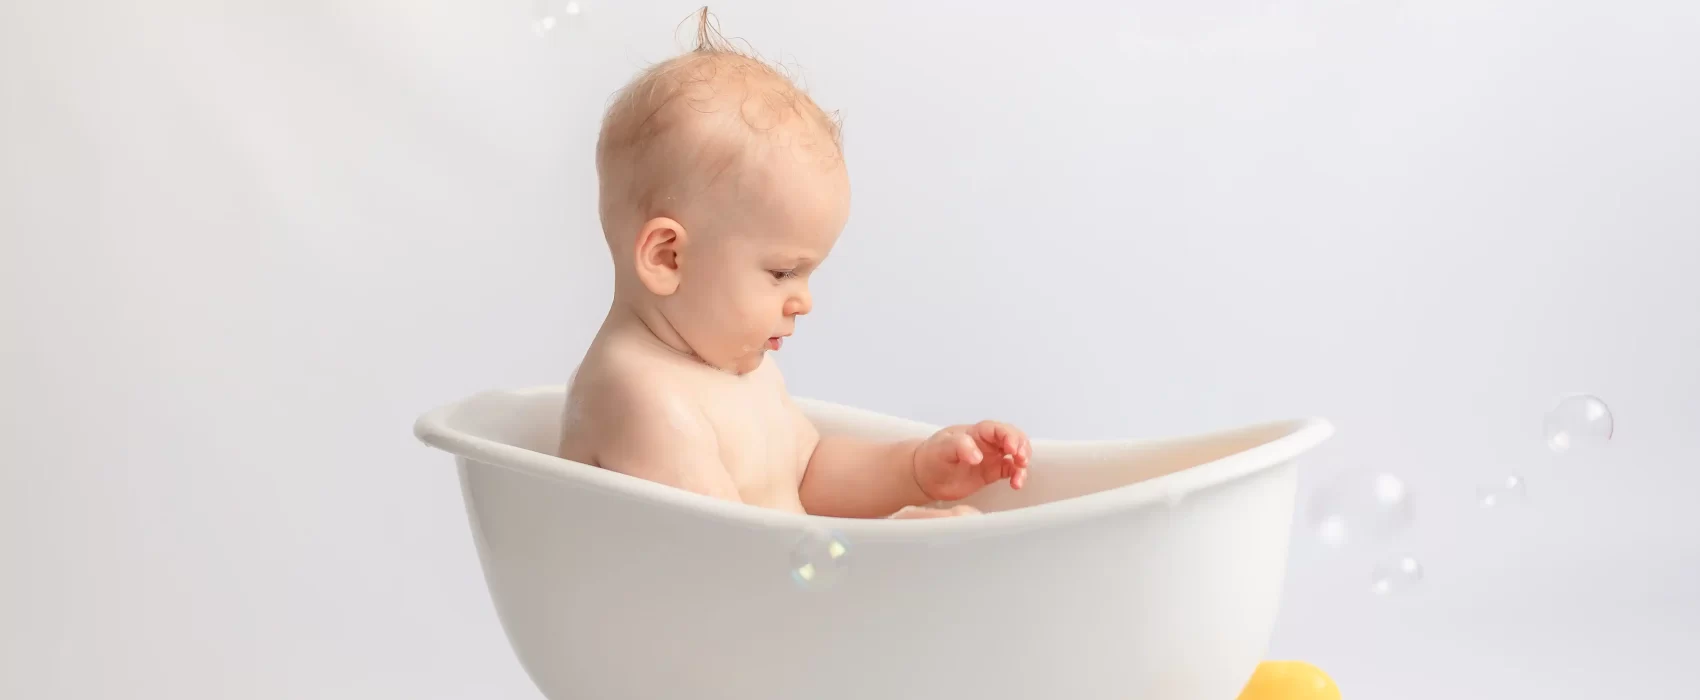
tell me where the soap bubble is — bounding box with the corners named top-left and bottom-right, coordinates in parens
top-left (1475, 474), bottom-right (1528, 509)
top-left (1304, 470), bottom-right (1414, 550)
top-left (532, 0), bottom-right (582, 37)
top-left (1369, 554), bottom-right (1424, 595)
top-left (789, 529), bottom-right (851, 590)
top-left (1543, 394), bottom-right (1613, 454)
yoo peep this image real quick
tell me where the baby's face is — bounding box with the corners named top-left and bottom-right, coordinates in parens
top-left (672, 154), bottom-right (850, 374)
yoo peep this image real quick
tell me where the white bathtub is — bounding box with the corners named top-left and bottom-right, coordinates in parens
top-left (414, 385), bottom-right (1334, 700)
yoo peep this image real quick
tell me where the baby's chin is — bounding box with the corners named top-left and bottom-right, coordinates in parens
top-left (716, 346), bottom-right (770, 375)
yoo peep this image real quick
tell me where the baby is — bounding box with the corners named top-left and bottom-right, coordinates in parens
top-left (558, 10), bottom-right (1030, 520)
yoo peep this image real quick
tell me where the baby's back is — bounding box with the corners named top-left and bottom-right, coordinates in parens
top-left (558, 334), bottom-right (814, 512)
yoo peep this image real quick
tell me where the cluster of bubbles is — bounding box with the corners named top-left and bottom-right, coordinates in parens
top-left (1305, 393), bottom-right (1614, 596)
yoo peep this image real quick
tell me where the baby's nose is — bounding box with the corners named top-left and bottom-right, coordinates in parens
top-left (785, 292), bottom-right (812, 316)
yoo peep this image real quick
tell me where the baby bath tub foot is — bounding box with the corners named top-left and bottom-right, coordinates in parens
top-left (1237, 661), bottom-right (1340, 700)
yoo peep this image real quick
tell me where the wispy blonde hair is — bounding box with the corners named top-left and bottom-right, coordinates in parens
top-left (595, 7), bottom-right (843, 237)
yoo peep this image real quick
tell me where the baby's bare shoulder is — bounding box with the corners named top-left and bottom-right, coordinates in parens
top-left (567, 349), bottom-right (741, 501)
top-left (573, 351), bottom-right (704, 435)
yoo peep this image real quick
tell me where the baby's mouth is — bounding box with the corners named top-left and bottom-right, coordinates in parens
top-left (766, 336), bottom-right (783, 351)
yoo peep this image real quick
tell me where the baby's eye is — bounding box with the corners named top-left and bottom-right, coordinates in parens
top-left (769, 269), bottom-right (797, 280)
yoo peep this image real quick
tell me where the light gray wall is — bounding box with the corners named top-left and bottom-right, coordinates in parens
top-left (3, 1), bottom-right (1695, 698)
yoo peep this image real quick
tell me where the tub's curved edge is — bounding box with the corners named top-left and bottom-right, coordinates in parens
top-left (411, 385), bottom-right (1337, 539)
top-left (411, 388), bottom-right (782, 525)
top-left (1147, 416), bottom-right (1335, 499)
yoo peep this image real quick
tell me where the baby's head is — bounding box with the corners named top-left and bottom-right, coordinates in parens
top-left (598, 9), bottom-right (848, 375)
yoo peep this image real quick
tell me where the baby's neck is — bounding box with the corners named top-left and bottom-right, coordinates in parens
top-left (597, 299), bottom-right (706, 368)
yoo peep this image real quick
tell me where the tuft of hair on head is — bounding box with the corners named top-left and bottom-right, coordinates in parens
top-left (685, 5), bottom-right (738, 56)
top-left (594, 6), bottom-right (844, 242)
top-left (660, 6), bottom-right (843, 143)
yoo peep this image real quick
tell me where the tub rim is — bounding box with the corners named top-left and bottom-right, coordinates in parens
top-left (413, 384), bottom-right (1335, 538)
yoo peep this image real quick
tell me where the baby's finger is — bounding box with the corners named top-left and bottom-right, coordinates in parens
top-left (956, 433), bottom-right (982, 465)
top-left (974, 421), bottom-right (1019, 457)
top-left (1011, 465), bottom-right (1028, 490)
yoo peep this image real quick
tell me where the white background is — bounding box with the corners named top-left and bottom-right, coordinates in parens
top-left (3, 1), bottom-right (1696, 698)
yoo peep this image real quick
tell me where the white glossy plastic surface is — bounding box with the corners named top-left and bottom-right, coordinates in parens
top-left (414, 386), bottom-right (1334, 700)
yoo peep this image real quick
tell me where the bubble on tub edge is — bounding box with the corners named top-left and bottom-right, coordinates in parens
top-left (789, 528), bottom-right (852, 591)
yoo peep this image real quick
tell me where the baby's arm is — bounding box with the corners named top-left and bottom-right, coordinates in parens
top-left (595, 387), bottom-right (743, 505)
top-left (794, 410), bottom-right (931, 518)
top-left (794, 402), bottom-right (1031, 518)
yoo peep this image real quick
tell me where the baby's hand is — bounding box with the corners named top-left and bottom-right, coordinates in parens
top-left (912, 420), bottom-right (1031, 502)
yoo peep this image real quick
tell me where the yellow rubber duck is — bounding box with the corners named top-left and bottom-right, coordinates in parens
top-left (1236, 661), bottom-right (1340, 700)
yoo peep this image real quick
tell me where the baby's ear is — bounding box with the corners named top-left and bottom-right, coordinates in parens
top-left (633, 217), bottom-right (687, 295)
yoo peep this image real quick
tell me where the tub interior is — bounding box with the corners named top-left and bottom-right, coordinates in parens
top-left (953, 420), bottom-right (1307, 513)
top-left (442, 388), bottom-right (565, 456)
top-left (433, 386), bottom-right (1316, 514)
